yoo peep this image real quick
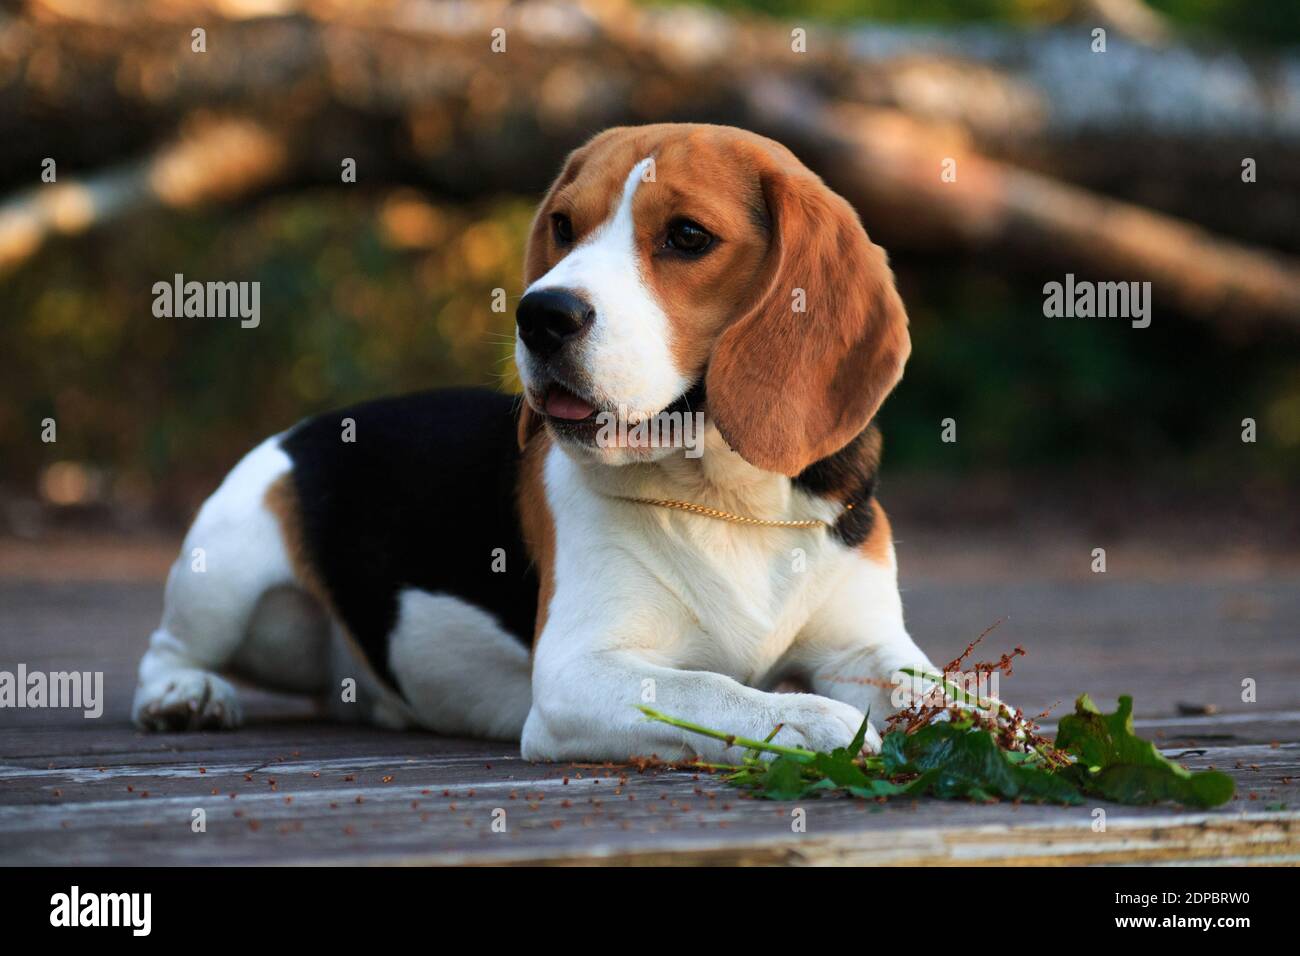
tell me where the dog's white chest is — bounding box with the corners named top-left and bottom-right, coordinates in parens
top-left (545, 447), bottom-right (848, 685)
top-left (650, 523), bottom-right (843, 682)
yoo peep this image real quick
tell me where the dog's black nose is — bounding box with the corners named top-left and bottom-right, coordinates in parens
top-left (517, 289), bottom-right (594, 359)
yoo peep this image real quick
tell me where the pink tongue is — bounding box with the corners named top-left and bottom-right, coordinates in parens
top-left (545, 388), bottom-right (595, 421)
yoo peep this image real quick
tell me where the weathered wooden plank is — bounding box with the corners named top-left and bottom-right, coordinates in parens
top-left (2, 566), bottom-right (1297, 865)
top-left (1, 725), bottom-right (1295, 865)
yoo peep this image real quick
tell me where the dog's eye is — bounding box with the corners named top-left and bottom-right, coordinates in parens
top-left (665, 219), bottom-right (713, 255)
top-left (551, 213), bottom-right (574, 245)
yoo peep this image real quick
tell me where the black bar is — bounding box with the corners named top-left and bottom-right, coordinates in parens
top-left (0, 866), bottom-right (1283, 939)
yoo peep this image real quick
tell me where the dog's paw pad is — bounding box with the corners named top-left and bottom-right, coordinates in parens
top-left (133, 671), bottom-right (242, 731)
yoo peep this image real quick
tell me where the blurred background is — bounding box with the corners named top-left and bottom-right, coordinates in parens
top-left (2, 0), bottom-right (1299, 578)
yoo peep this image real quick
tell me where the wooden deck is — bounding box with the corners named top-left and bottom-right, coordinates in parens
top-left (2, 535), bottom-right (1298, 866)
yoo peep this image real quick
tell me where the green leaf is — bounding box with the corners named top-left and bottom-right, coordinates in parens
top-left (847, 711), bottom-right (871, 755)
top-left (755, 756), bottom-right (817, 800)
top-left (881, 723), bottom-right (1082, 804)
top-left (810, 748), bottom-right (871, 788)
top-left (847, 779), bottom-right (907, 799)
top-left (1055, 695), bottom-right (1235, 808)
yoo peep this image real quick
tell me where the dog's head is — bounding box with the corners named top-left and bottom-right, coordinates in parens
top-left (515, 123), bottom-right (910, 477)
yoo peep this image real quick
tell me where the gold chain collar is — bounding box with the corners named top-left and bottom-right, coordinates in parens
top-left (611, 496), bottom-right (831, 529)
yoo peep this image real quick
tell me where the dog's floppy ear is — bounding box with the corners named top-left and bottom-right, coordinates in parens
top-left (705, 155), bottom-right (910, 477)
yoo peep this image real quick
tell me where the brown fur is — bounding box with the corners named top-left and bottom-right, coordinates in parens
top-left (263, 473), bottom-right (378, 675)
top-left (515, 429), bottom-right (556, 644)
top-left (522, 124), bottom-right (910, 475)
top-left (516, 398), bottom-right (541, 451)
top-left (861, 499), bottom-right (894, 565)
top-left (263, 473), bottom-right (326, 599)
top-left (705, 145), bottom-right (910, 477)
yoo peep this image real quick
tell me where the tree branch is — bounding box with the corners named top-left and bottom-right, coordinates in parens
top-left (0, 117), bottom-right (287, 274)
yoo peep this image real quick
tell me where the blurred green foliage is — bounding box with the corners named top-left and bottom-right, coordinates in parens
top-left (3, 189), bottom-right (1296, 518)
top-left (881, 264), bottom-right (1300, 483)
top-left (1, 192), bottom-right (532, 513)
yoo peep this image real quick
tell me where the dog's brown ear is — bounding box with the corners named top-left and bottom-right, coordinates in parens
top-left (705, 155), bottom-right (910, 477)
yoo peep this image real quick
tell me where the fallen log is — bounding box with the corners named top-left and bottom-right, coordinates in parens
top-left (2, 0), bottom-right (1297, 326)
top-left (0, 117), bottom-right (287, 274)
top-left (6, 0), bottom-right (1297, 223)
top-left (743, 82), bottom-right (1300, 328)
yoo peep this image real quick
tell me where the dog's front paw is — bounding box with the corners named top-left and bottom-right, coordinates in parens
top-left (132, 670), bottom-right (242, 731)
top-left (768, 695), bottom-right (880, 754)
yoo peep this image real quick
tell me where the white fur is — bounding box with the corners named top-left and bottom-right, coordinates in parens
top-left (133, 437), bottom-right (299, 730)
top-left (520, 430), bottom-right (934, 762)
top-left (794, 542), bottom-right (933, 723)
top-left (516, 157), bottom-right (691, 423)
top-left (389, 590), bottom-right (532, 740)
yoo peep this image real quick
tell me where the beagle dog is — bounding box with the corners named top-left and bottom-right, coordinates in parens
top-left (132, 123), bottom-right (936, 761)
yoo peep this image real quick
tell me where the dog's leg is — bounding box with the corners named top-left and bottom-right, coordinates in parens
top-left (793, 554), bottom-right (936, 735)
top-left (133, 438), bottom-right (297, 731)
top-left (522, 595), bottom-right (868, 762)
top-left (524, 652), bottom-right (868, 762)
top-left (387, 590), bottom-right (533, 740)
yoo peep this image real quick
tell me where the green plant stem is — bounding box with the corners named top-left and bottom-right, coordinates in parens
top-left (691, 761), bottom-right (751, 772)
top-left (638, 706), bottom-right (818, 759)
